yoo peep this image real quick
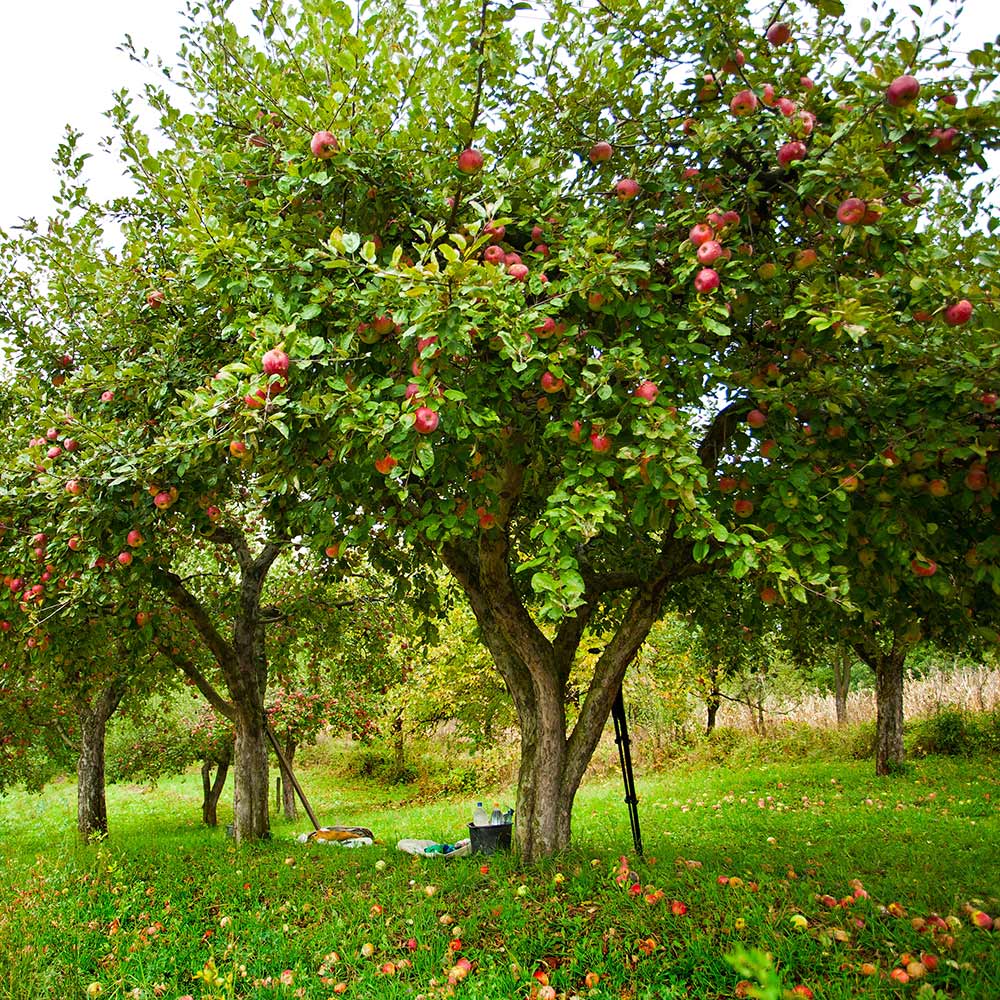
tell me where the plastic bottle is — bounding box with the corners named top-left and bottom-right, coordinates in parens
top-left (473, 802), bottom-right (489, 827)
top-left (490, 802), bottom-right (503, 825)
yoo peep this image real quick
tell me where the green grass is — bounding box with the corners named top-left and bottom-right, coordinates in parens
top-left (1, 754), bottom-right (998, 1000)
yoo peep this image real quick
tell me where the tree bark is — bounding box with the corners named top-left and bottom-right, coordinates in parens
top-left (874, 649), bottom-right (906, 775)
top-left (854, 636), bottom-right (907, 776)
top-left (705, 663), bottom-right (721, 735)
top-left (201, 744), bottom-right (231, 827)
top-left (232, 708), bottom-right (270, 839)
top-left (832, 648), bottom-right (851, 726)
top-left (75, 678), bottom-right (127, 842)
top-left (280, 739), bottom-right (298, 820)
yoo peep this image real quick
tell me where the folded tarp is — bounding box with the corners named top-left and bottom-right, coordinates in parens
top-left (298, 826), bottom-right (374, 845)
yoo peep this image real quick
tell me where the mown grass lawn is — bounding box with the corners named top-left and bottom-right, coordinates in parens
top-left (1, 755), bottom-right (997, 999)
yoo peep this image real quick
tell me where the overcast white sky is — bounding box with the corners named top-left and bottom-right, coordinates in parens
top-left (0, 1), bottom-right (996, 230)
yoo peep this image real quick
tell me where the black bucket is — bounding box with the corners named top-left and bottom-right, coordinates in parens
top-left (468, 822), bottom-right (513, 855)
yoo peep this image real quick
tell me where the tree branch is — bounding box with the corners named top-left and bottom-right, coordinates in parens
top-left (155, 641), bottom-right (237, 722)
top-left (698, 400), bottom-right (750, 472)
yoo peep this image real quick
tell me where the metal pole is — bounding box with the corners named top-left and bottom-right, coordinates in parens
top-left (611, 687), bottom-right (643, 857)
top-left (264, 719), bottom-right (321, 831)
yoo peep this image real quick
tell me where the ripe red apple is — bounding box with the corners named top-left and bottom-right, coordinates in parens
top-left (930, 127), bottom-right (959, 153)
top-left (697, 240), bottom-right (723, 264)
top-left (457, 147), bottom-right (484, 174)
top-left (154, 491), bottom-right (172, 510)
top-left (590, 432), bottom-right (612, 453)
top-left (229, 441), bottom-right (247, 458)
top-left (135, 611), bottom-right (152, 628)
top-left (747, 408), bottom-right (767, 429)
top-left (615, 178), bottom-right (640, 201)
top-left (634, 380), bottom-right (658, 402)
top-left (540, 372), bottom-right (565, 393)
top-left (126, 529), bottom-right (144, 547)
top-left (777, 141), bottom-right (808, 168)
top-left (761, 439), bottom-right (777, 459)
top-left (760, 586), bottom-right (778, 604)
top-left (793, 248), bottom-right (817, 270)
top-left (767, 22), bottom-right (791, 45)
top-left (325, 542), bottom-right (341, 558)
top-left (730, 89), bottom-right (758, 116)
top-left (46, 445), bottom-right (62, 460)
top-left (310, 130), bottom-right (340, 158)
top-left (886, 75), bottom-right (920, 107)
top-left (761, 83), bottom-right (776, 106)
top-left (965, 465), bottom-right (988, 491)
top-left (262, 348), bottom-right (290, 378)
top-left (836, 197), bottom-right (867, 225)
top-left (718, 476), bottom-right (737, 493)
top-left (734, 499), bottom-right (754, 518)
top-left (147, 289), bottom-right (165, 309)
top-left (507, 263), bottom-right (529, 281)
top-left (68, 536), bottom-right (82, 551)
top-left (206, 505), bottom-right (221, 521)
top-left (721, 49), bottom-right (746, 74)
top-left (117, 551), bottom-right (133, 567)
top-left (374, 455), bottom-right (398, 474)
top-left (45, 427), bottom-right (59, 441)
top-left (928, 478), bottom-right (949, 497)
top-left (65, 479), bottom-right (81, 495)
top-left (589, 141), bottom-right (613, 163)
top-left (980, 391), bottom-right (997, 408)
top-left (694, 268), bottom-right (720, 293)
top-left (413, 407), bottom-right (439, 434)
top-left (943, 299), bottom-right (973, 326)
top-left (689, 223), bottom-right (714, 246)
top-left (910, 557), bottom-right (937, 577)
top-left (101, 390), bottom-right (115, 403)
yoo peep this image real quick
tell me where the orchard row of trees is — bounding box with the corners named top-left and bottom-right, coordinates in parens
top-left (1, 0), bottom-right (999, 858)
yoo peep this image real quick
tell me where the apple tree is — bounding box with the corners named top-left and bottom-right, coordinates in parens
top-left (4, 0), bottom-right (1000, 856)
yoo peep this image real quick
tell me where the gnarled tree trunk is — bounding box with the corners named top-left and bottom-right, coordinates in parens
top-left (75, 678), bottom-right (127, 842)
top-left (440, 463), bottom-right (694, 860)
top-left (157, 533), bottom-right (283, 843)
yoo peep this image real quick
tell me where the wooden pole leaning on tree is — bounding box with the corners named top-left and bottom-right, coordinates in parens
top-left (611, 687), bottom-right (643, 857)
top-left (263, 717), bottom-right (321, 831)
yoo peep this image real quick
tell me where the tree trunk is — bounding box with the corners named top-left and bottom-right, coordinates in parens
top-left (201, 745), bottom-right (231, 827)
top-left (233, 710), bottom-right (270, 841)
top-left (832, 648), bottom-right (851, 726)
top-left (389, 711), bottom-right (406, 783)
top-left (280, 739), bottom-right (297, 821)
top-left (705, 663), bottom-right (721, 735)
top-left (875, 649), bottom-right (906, 776)
top-left (76, 679), bottom-right (127, 842)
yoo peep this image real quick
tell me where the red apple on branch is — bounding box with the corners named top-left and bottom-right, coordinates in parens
top-left (457, 147), bottom-right (484, 174)
top-left (886, 75), bottom-right (920, 107)
top-left (310, 130), bottom-right (340, 158)
top-left (634, 380), bottom-right (658, 402)
top-left (615, 178), bottom-right (640, 201)
top-left (943, 299), bottom-right (972, 326)
top-left (694, 268), bottom-right (720, 293)
top-left (413, 407), bottom-right (440, 434)
top-left (766, 22), bottom-right (791, 46)
top-left (836, 198), bottom-right (867, 225)
top-left (777, 141), bottom-right (807, 168)
top-left (589, 141), bottom-right (613, 163)
top-left (262, 348), bottom-right (290, 378)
